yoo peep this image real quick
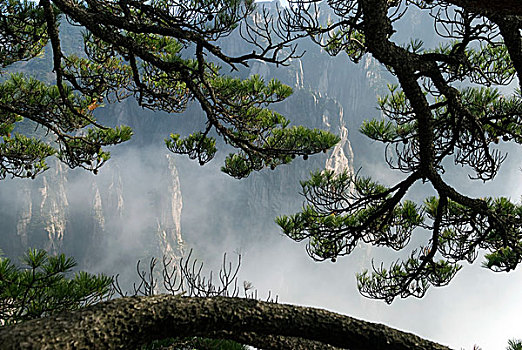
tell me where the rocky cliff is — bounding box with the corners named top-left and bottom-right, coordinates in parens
top-left (0, 149), bottom-right (184, 278)
top-left (0, 5), bottom-right (383, 279)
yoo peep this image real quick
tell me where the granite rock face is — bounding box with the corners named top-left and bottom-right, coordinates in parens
top-left (0, 152), bottom-right (184, 280)
top-left (0, 7), bottom-right (382, 278)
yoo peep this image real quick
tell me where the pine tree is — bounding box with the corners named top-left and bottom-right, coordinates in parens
top-left (1, 0), bottom-right (522, 348)
top-left (276, 0), bottom-right (522, 302)
top-left (0, 249), bottom-right (112, 326)
top-left (507, 339), bottom-right (522, 350)
top-left (0, 0), bottom-right (339, 180)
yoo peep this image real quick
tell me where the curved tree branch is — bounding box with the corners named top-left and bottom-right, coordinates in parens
top-left (0, 295), bottom-right (451, 350)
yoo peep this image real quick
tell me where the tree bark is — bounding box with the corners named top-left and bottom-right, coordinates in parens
top-left (0, 295), bottom-right (451, 350)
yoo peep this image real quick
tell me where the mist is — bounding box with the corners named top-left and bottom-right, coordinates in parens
top-left (173, 143), bottom-right (522, 350)
top-left (3, 102), bottom-right (520, 349)
top-left (2, 2), bottom-right (522, 349)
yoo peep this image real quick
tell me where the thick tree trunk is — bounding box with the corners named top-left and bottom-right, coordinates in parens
top-left (0, 295), bottom-right (451, 350)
